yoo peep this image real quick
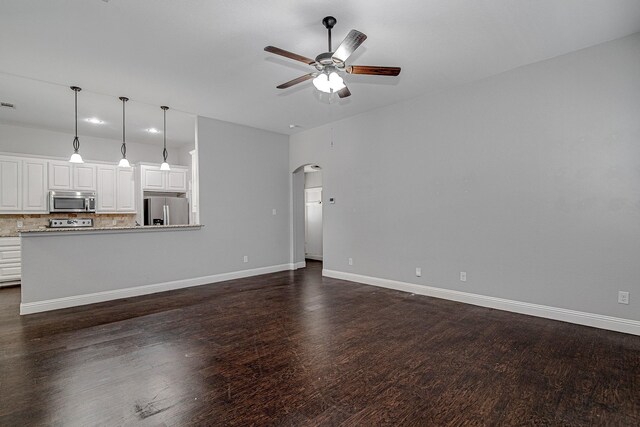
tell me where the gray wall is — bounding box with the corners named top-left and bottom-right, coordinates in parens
top-left (22, 115), bottom-right (290, 303)
top-left (0, 122), bottom-right (188, 166)
top-left (290, 33), bottom-right (640, 321)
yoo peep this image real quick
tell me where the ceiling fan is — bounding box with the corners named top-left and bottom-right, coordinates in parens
top-left (264, 16), bottom-right (401, 98)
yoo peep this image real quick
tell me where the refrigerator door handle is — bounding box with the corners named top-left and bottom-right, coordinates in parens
top-left (164, 204), bottom-right (170, 225)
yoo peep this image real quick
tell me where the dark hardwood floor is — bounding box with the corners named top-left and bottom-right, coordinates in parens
top-left (1, 261), bottom-right (639, 425)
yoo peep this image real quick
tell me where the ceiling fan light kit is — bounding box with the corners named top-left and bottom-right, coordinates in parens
top-left (312, 68), bottom-right (345, 93)
top-left (265, 16), bottom-right (401, 98)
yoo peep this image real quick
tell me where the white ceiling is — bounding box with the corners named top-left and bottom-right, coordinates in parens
top-left (0, 73), bottom-right (196, 148)
top-left (1, 0), bottom-right (639, 138)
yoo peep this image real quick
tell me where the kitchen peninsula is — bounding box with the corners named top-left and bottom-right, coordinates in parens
top-left (20, 222), bottom-right (204, 315)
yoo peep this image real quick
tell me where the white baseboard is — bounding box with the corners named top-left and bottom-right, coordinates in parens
top-left (21, 263), bottom-right (294, 315)
top-left (293, 261), bottom-right (306, 269)
top-left (305, 255), bottom-right (323, 261)
top-left (323, 269), bottom-right (640, 336)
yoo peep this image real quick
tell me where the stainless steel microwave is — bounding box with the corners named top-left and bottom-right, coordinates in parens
top-left (49, 191), bottom-right (96, 213)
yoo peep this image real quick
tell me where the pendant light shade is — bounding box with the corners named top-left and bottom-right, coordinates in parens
top-left (69, 86), bottom-right (84, 164)
top-left (160, 106), bottom-right (170, 171)
top-left (118, 96), bottom-right (131, 168)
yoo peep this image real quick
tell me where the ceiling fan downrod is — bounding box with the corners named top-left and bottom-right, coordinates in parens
top-left (322, 16), bottom-right (337, 52)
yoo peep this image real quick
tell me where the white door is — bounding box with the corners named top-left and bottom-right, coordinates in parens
top-left (73, 164), bottom-right (96, 191)
top-left (116, 167), bottom-right (135, 212)
top-left (96, 165), bottom-right (116, 212)
top-left (48, 161), bottom-right (73, 190)
top-left (304, 187), bottom-right (323, 260)
top-left (22, 159), bottom-right (48, 212)
top-left (0, 156), bottom-right (22, 211)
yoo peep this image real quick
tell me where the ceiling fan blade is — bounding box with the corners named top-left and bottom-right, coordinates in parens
top-left (264, 46), bottom-right (316, 65)
top-left (276, 73), bottom-right (315, 89)
top-left (337, 86), bottom-right (351, 98)
top-left (332, 30), bottom-right (367, 63)
top-left (346, 65), bottom-right (401, 76)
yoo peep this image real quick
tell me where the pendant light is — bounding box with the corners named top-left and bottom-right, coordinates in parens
top-left (69, 86), bottom-right (84, 163)
top-left (160, 105), bottom-right (170, 171)
top-left (118, 97), bottom-right (131, 168)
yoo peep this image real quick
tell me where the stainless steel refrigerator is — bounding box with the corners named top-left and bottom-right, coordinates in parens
top-left (144, 196), bottom-right (189, 226)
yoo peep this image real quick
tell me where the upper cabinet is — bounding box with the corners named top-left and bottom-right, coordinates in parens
top-left (49, 161), bottom-right (96, 191)
top-left (96, 165), bottom-right (117, 212)
top-left (141, 165), bottom-right (165, 190)
top-left (48, 161), bottom-right (72, 190)
top-left (167, 169), bottom-right (187, 192)
top-left (116, 168), bottom-right (135, 212)
top-left (96, 165), bottom-right (136, 213)
top-left (140, 164), bottom-right (188, 192)
top-left (22, 159), bottom-right (48, 212)
top-left (73, 164), bottom-right (97, 191)
top-left (0, 156), bottom-right (22, 212)
top-left (0, 156), bottom-right (47, 213)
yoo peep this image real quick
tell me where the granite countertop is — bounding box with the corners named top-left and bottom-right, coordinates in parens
top-left (19, 224), bottom-right (203, 235)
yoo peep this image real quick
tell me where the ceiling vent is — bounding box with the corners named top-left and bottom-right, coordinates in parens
top-left (1, 102), bottom-right (16, 109)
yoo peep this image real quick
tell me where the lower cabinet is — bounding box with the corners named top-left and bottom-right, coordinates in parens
top-left (0, 237), bottom-right (21, 285)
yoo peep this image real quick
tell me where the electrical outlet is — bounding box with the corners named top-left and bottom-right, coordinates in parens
top-left (112, 219), bottom-right (117, 226)
top-left (416, 268), bottom-right (422, 277)
top-left (16, 220), bottom-right (23, 228)
top-left (348, 258), bottom-right (353, 266)
top-left (272, 208), bottom-right (277, 215)
top-left (618, 291), bottom-right (629, 305)
top-left (243, 255), bottom-right (248, 263)
top-left (460, 272), bottom-right (467, 282)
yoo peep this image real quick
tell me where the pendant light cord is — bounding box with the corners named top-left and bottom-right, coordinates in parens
top-left (71, 86), bottom-right (81, 154)
top-left (162, 106), bottom-right (169, 162)
top-left (120, 97), bottom-right (128, 159)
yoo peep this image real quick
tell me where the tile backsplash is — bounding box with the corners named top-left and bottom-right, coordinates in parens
top-left (0, 213), bottom-right (136, 237)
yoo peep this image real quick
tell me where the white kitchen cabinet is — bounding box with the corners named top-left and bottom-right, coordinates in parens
top-left (141, 165), bottom-right (165, 190)
top-left (0, 237), bottom-right (21, 285)
top-left (22, 159), bottom-right (48, 212)
top-left (0, 156), bottom-right (22, 212)
top-left (96, 165), bottom-right (117, 212)
top-left (73, 164), bottom-right (97, 191)
top-left (48, 161), bottom-right (73, 190)
top-left (167, 169), bottom-right (188, 192)
top-left (97, 166), bottom-right (136, 213)
top-left (49, 161), bottom-right (96, 191)
top-left (116, 167), bottom-right (135, 212)
top-left (141, 164), bottom-right (188, 192)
